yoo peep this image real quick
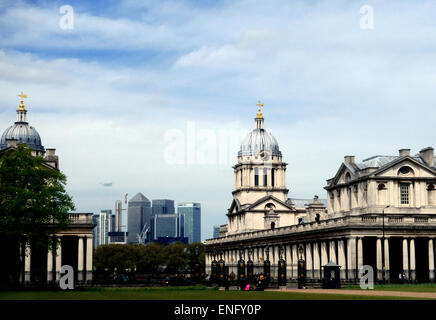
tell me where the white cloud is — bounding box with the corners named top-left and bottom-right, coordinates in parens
top-left (2, 1), bottom-right (436, 239)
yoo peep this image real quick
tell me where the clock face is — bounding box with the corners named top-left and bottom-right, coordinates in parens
top-left (259, 150), bottom-right (270, 161)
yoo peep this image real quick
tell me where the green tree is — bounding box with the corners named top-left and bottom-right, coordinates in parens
top-left (94, 244), bottom-right (136, 274)
top-left (0, 145), bottom-right (75, 284)
top-left (187, 242), bottom-right (205, 270)
top-left (136, 243), bottom-right (165, 273)
top-left (164, 242), bottom-right (188, 273)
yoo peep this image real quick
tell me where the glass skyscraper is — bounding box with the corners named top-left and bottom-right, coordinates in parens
top-left (177, 202), bottom-right (201, 244)
top-left (152, 199), bottom-right (175, 214)
top-left (127, 193), bottom-right (152, 244)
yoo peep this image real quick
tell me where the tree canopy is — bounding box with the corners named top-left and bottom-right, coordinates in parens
top-left (0, 145), bottom-right (75, 284)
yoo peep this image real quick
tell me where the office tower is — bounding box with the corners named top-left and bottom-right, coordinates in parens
top-left (213, 225), bottom-right (220, 239)
top-left (127, 193), bottom-right (151, 243)
top-left (92, 214), bottom-right (99, 248)
top-left (95, 210), bottom-right (113, 246)
top-left (115, 200), bottom-right (122, 232)
top-left (153, 214), bottom-right (179, 240)
top-left (177, 202), bottom-right (201, 244)
top-left (152, 199), bottom-right (175, 215)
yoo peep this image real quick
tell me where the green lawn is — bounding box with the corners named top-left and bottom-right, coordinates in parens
top-left (344, 283), bottom-right (436, 292)
top-left (0, 287), bottom-right (425, 300)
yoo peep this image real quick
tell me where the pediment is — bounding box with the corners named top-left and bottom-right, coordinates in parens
top-left (373, 157), bottom-right (436, 178)
top-left (329, 162), bottom-right (357, 186)
top-left (247, 195), bottom-right (296, 212)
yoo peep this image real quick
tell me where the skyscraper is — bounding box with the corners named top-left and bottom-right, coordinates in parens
top-left (115, 200), bottom-right (123, 232)
top-left (153, 214), bottom-right (179, 240)
top-left (127, 193), bottom-right (151, 243)
top-left (95, 210), bottom-right (113, 247)
top-left (213, 225), bottom-right (220, 239)
top-left (152, 199), bottom-right (175, 214)
top-left (177, 202), bottom-right (201, 244)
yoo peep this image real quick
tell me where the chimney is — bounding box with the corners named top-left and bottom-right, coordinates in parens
top-left (344, 155), bottom-right (355, 164)
top-left (46, 148), bottom-right (56, 156)
top-left (399, 149), bottom-right (410, 157)
top-left (6, 138), bottom-right (17, 148)
top-left (420, 147), bottom-right (435, 168)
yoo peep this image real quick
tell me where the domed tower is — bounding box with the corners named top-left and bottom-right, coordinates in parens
top-left (227, 103), bottom-right (297, 234)
top-left (0, 93), bottom-right (45, 156)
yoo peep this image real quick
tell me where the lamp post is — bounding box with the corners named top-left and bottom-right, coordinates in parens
top-left (382, 205), bottom-right (390, 284)
top-left (297, 244), bottom-right (305, 289)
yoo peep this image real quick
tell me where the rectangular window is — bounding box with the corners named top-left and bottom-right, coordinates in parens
top-left (271, 169), bottom-right (275, 187)
top-left (263, 168), bottom-right (267, 187)
top-left (400, 183), bottom-right (409, 204)
top-left (254, 168), bottom-right (259, 187)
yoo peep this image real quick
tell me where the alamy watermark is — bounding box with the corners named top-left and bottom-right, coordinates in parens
top-left (360, 5), bottom-right (374, 30)
top-left (59, 5), bottom-right (74, 30)
top-left (359, 265), bottom-right (374, 289)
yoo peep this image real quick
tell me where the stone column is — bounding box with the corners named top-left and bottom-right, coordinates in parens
top-left (347, 237), bottom-right (357, 280)
top-left (321, 241), bottom-right (328, 267)
top-left (24, 243), bottom-right (31, 282)
top-left (78, 237), bottom-right (84, 281)
top-left (338, 239), bottom-right (346, 279)
top-left (286, 245), bottom-right (292, 279)
top-left (313, 242), bottom-right (320, 280)
top-left (376, 237), bottom-right (383, 281)
top-left (292, 244), bottom-right (298, 280)
top-left (86, 236), bottom-right (93, 281)
top-left (47, 247), bottom-right (53, 282)
top-left (429, 239), bottom-right (435, 281)
top-left (329, 240), bottom-right (337, 263)
top-left (357, 237), bottom-right (363, 272)
top-left (384, 238), bottom-right (390, 281)
top-left (403, 238), bottom-right (409, 280)
top-left (56, 240), bottom-right (62, 281)
top-left (306, 243), bottom-right (313, 280)
top-left (410, 238), bottom-right (416, 281)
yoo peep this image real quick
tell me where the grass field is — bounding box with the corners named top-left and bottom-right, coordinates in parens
top-left (344, 283), bottom-right (436, 292)
top-left (0, 286), bottom-right (427, 300)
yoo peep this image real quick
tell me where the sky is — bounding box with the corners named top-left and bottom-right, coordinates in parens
top-left (1, 0), bottom-right (436, 240)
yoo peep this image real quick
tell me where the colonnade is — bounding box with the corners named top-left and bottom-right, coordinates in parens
top-left (206, 237), bottom-right (436, 283)
top-left (24, 235), bottom-right (93, 283)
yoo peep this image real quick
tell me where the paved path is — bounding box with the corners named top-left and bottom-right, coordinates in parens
top-left (266, 288), bottom-right (436, 299)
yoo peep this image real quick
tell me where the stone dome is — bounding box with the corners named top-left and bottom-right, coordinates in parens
top-left (239, 128), bottom-right (281, 157)
top-left (0, 123), bottom-right (45, 152)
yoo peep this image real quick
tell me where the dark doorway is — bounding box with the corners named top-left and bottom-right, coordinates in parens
top-left (389, 237), bottom-right (403, 283)
top-left (363, 237), bottom-right (377, 280)
top-left (271, 222), bottom-right (275, 230)
top-left (415, 238), bottom-right (429, 282)
top-left (30, 238), bottom-right (48, 284)
top-left (61, 236), bottom-right (78, 282)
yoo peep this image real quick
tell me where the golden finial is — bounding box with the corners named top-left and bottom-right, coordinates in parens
top-left (256, 101), bottom-right (263, 118)
top-left (17, 92), bottom-right (28, 110)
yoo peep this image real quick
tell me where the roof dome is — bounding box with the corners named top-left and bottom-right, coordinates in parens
top-left (239, 128), bottom-right (281, 157)
top-left (0, 123), bottom-right (44, 152)
top-left (0, 94), bottom-right (45, 152)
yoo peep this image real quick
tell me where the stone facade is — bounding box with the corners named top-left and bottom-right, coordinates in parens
top-left (205, 108), bottom-right (436, 284)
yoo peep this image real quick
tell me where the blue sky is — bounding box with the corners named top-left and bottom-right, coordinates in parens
top-left (1, 0), bottom-right (436, 240)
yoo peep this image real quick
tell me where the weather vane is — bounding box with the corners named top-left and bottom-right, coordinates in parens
top-left (17, 92), bottom-right (28, 110)
top-left (256, 100), bottom-right (263, 117)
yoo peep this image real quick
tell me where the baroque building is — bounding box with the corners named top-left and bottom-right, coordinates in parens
top-left (205, 105), bottom-right (436, 284)
top-left (0, 94), bottom-right (95, 284)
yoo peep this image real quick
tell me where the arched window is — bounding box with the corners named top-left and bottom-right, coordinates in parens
top-left (271, 168), bottom-right (275, 187)
top-left (378, 183), bottom-right (387, 205)
top-left (345, 172), bottom-right (351, 183)
top-left (263, 168), bottom-right (267, 187)
top-left (270, 222), bottom-right (275, 230)
top-left (254, 168), bottom-right (259, 187)
top-left (315, 213), bottom-right (320, 223)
